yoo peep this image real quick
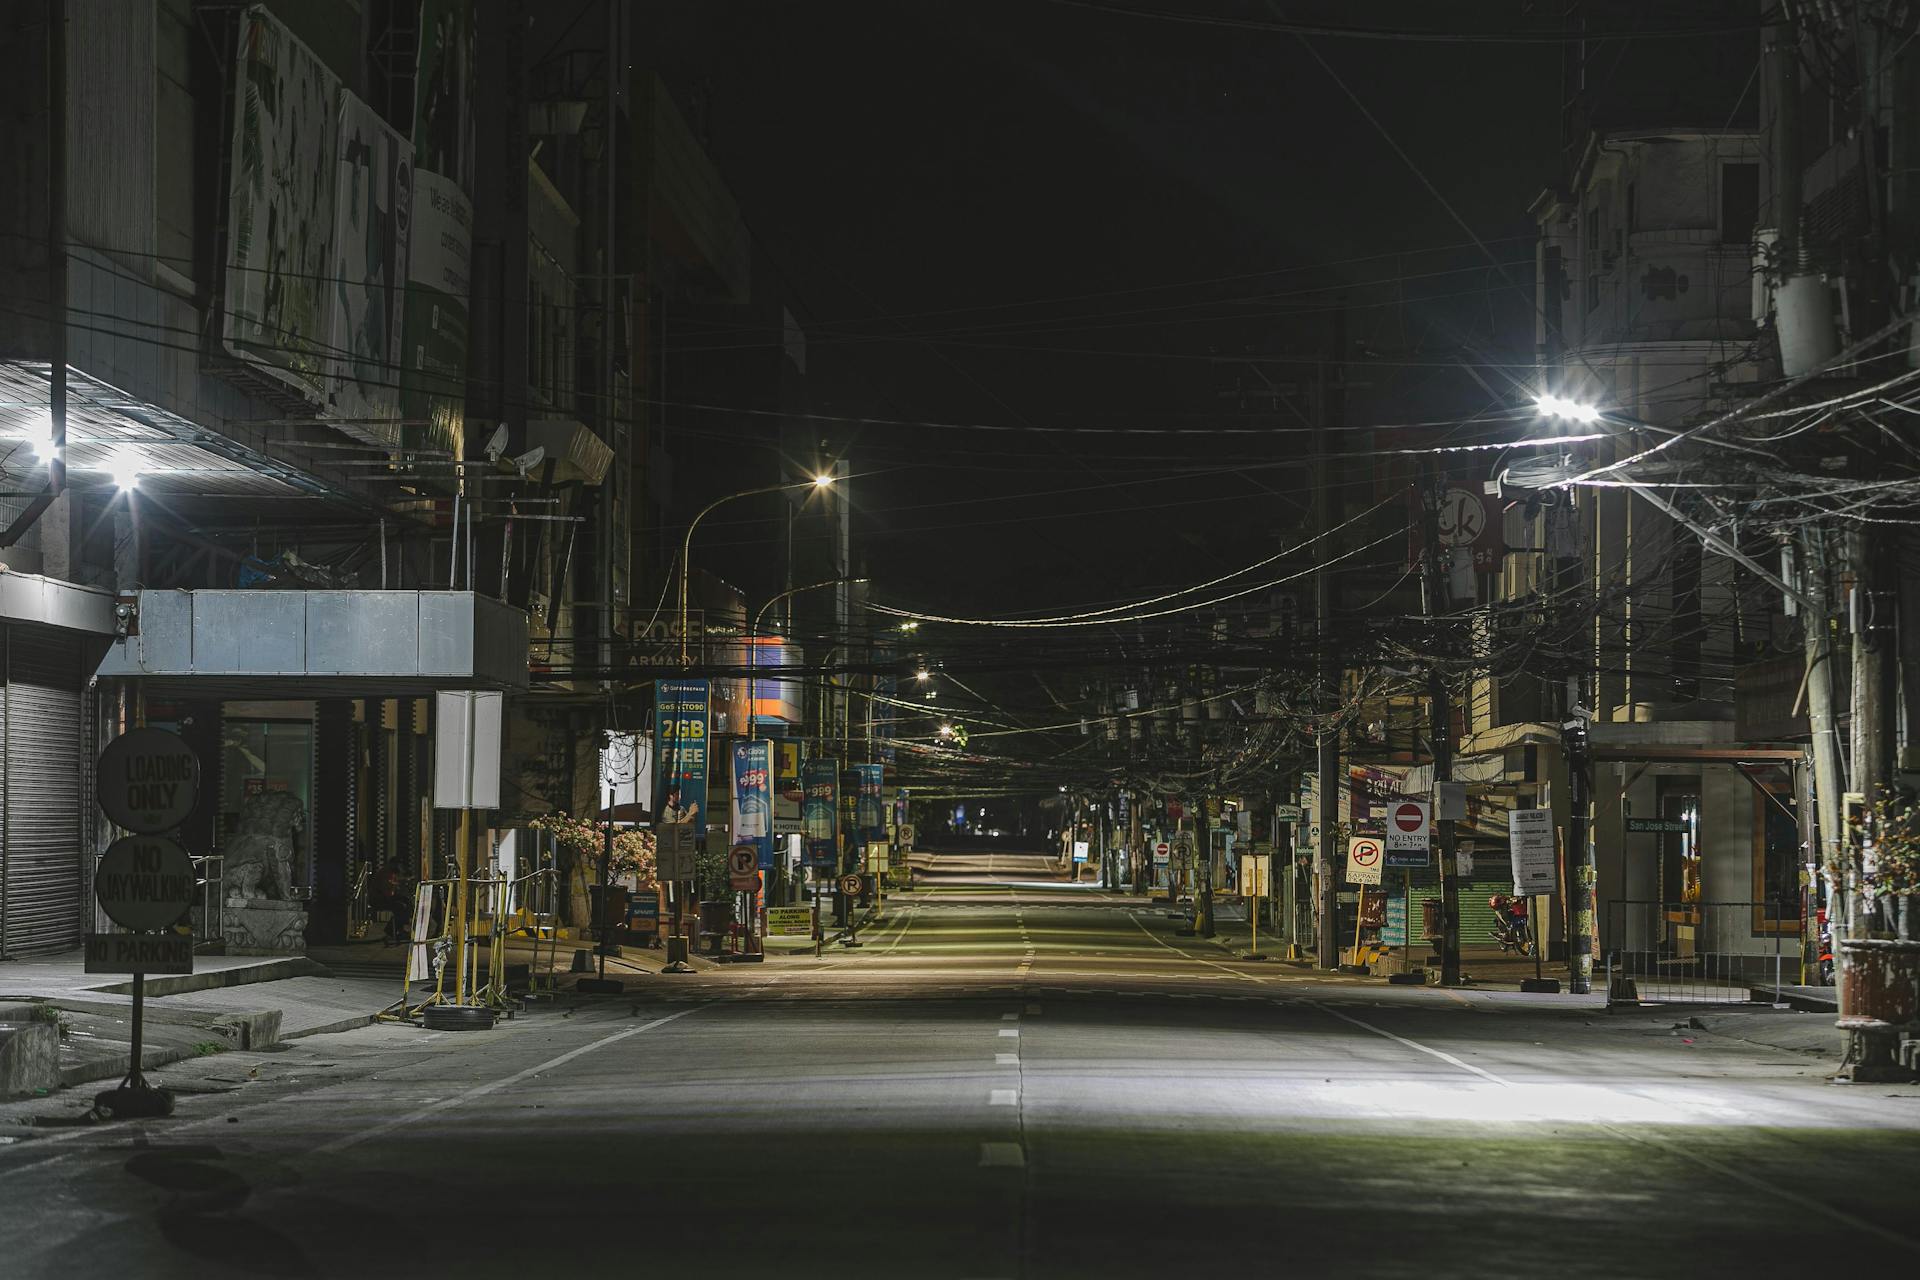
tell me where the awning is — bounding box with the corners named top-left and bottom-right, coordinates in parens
top-left (96, 589), bottom-right (527, 697)
top-left (0, 570), bottom-right (117, 636)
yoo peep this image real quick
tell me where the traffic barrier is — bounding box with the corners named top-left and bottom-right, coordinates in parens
top-left (1603, 898), bottom-right (1802, 1005)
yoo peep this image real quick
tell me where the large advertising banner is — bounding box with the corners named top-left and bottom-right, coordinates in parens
top-left (802, 757), bottom-right (839, 870)
top-left (402, 0), bottom-right (476, 460)
top-left (731, 741), bottom-right (773, 870)
top-left (328, 90), bottom-right (411, 439)
top-left (223, 7), bottom-right (341, 402)
top-left (653, 679), bottom-right (710, 834)
top-left (853, 764), bottom-right (885, 841)
top-left (772, 740), bottom-right (803, 835)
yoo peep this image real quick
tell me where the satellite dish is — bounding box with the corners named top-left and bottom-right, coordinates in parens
top-left (482, 423), bottom-right (509, 463)
top-left (510, 446), bottom-right (546, 477)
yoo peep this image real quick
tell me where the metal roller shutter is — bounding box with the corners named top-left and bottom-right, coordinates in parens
top-left (2, 627), bottom-right (85, 956)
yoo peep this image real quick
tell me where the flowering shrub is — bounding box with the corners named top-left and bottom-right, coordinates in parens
top-left (1860, 790), bottom-right (1920, 897)
top-left (530, 812), bottom-right (657, 886)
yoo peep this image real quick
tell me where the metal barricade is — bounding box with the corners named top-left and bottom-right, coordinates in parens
top-left (1604, 899), bottom-right (1796, 1005)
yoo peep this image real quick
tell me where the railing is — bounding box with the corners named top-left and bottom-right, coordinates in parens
top-left (1604, 898), bottom-right (1800, 1005)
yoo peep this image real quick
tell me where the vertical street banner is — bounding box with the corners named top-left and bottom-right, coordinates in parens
top-left (772, 740), bottom-right (804, 835)
top-left (732, 740), bottom-right (774, 870)
top-left (802, 758), bottom-right (839, 869)
top-left (853, 763), bottom-right (885, 841)
top-left (653, 679), bottom-right (710, 834)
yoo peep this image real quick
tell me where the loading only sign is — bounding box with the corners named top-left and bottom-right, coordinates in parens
top-left (97, 727), bottom-right (200, 833)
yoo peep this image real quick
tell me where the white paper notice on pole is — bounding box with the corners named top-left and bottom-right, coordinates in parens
top-left (1344, 836), bottom-right (1383, 886)
top-left (1508, 808), bottom-right (1557, 895)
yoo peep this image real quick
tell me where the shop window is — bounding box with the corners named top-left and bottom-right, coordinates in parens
top-left (219, 718), bottom-right (315, 889)
top-left (1656, 779), bottom-right (1701, 922)
top-left (1751, 786), bottom-right (1802, 934)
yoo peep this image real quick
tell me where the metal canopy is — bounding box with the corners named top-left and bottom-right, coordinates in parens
top-left (96, 590), bottom-right (529, 695)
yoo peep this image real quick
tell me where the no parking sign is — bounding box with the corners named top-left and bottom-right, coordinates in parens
top-left (1344, 836), bottom-right (1383, 886)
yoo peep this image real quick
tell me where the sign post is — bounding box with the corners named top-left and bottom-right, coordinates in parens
top-left (90, 730), bottom-right (201, 1121)
top-left (1239, 853), bottom-right (1271, 960)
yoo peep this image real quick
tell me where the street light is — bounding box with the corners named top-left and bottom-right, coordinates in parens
top-left (1535, 393), bottom-right (1603, 424)
top-left (679, 474), bottom-right (834, 665)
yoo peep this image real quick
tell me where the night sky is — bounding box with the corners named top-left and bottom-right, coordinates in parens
top-left (635, 2), bottom-right (1746, 621)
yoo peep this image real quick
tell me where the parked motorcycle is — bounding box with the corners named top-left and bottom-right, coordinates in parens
top-left (1489, 893), bottom-right (1534, 956)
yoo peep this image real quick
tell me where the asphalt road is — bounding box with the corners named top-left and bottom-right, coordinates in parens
top-left (3, 853), bottom-right (1917, 1278)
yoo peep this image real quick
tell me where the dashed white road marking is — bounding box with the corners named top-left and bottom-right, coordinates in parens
top-left (998, 1028), bottom-right (1019, 1038)
top-left (989, 1089), bottom-right (1019, 1107)
top-left (978, 1142), bottom-right (1025, 1168)
top-left (995, 1052), bottom-right (1019, 1065)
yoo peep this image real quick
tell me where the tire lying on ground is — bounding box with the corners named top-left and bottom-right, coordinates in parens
top-left (421, 1004), bottom-right (497, 1032)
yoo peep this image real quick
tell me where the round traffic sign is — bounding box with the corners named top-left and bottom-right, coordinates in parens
top-left (1352, 839), bottom-right (1382, 867)
top-left (98, 728), bottom-right (200, 833)
top-left (94, 835), bottom-right (195, 931)
top-left (838, 874), bottom-right (863, 896)
top-left (898, 823), bottom-right (916, 847)
top-left (1393, 802), bottom-right (1425, 832)
top-left (727, 845), bottom-right (757, 875)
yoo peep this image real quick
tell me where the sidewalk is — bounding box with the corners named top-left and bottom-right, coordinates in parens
top-left (0, 948), bottom-right (397, 1096)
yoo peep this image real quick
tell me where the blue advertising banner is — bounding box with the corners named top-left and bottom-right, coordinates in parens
top-left (802, 757), bottom-right (839, 870)
top-left (853, 764), bottom-right (885, 841)
top-left (732, 740), bottom-right (774, 870)
top-left (654, 679), bottom-right (710, 834)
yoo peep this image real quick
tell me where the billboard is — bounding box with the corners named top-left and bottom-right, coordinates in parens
top-left (223, 7), bottom-right (341, 402)
top-left (327, 90), bottom-right (411, 440)
top-left (653, 679), bottom-right (710, 833)
top-left (402, 0), bottom-right (476, 460)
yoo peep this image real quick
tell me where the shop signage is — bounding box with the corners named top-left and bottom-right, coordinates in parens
top-left (84, 931), bottom-right (192, 975)
top-left (97, 728), bottom-right (200, 834)
top-left (1381, 890), bottom-right (1409, 947)
top-left (94, 835), bottom-right (196, 931)
top-left (1345, 836), bottom-right (1383, 886)
top-left (772, 741), bottom-right (804, 835)
top-left (1274, 805), bottom-right (1303, 823)
top-left (1508, 808), bottom-right (1557, 894)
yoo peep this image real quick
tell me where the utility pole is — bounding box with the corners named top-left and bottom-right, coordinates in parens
top-left (1418, 464), bottom-right (1461, 985)
top-left (1195, 790), bottom-right (1215, 937)
top-left (1313, 357), bottom-right (1341, 969)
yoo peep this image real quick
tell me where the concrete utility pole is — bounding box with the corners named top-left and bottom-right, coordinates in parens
top-left (1313, 359), bottom-right (1341, 969)
top-left (1195, 791), bottom-right (1215, 937)
top-left (1418, 465), bottom-right (1461, 985)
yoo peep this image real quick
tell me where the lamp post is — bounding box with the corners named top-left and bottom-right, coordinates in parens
top-left (679, 474), bottom-right (833, 666)
top-left (747, 576), bottom-right (865, 913)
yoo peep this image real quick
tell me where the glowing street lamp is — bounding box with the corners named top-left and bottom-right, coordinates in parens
top-left (679, 473), bottom-right (835, 665)
top-left (1535, 393), bottom-right (1603, 425)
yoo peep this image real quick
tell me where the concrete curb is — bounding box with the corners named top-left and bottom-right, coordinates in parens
top-left (93, 956), bottom-right (328, 998)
